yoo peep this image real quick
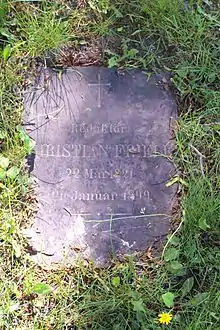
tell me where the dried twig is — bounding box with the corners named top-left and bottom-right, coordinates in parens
top-left (162, 217), bottom-right (184, 259)
top-left (190, 144), bottom-right (206, 178)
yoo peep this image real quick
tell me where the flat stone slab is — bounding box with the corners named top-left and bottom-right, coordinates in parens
top-left (23, 67), bottom-right (177, 266)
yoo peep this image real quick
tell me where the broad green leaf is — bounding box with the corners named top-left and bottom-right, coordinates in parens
top-left (132, 299), bottom-right (145, 313)
top-left (164, 247), bottom-right (179, 261)
top-left (199, 217), bottom-right (210, 230)
top-left (127, 48), bottom-right (139, 58)
top-left (17, 126), bottom-right (27, 141)
top-left (24, 136), bottom-right (35, 154)
top-left (7, 166), bottom-right (20, 179)
top-left (0, 27), bottom-right (14, 40)
top-left (181, 277), bottom-right (194, 298)
top-left (32, 283), bottom-right (52, 295)
top-left (0, 7), bottom-right (6, 19)
top-left (0, 168), bottom-right (6, 180)
top-left (17, 126), bottom-right (34, 154)
top-left (2, 44), bottom-right (11, 61)
top-left (0, 156), bottom-right (9, 169)
top-left (191, 292), bottom-right (209, 306)
top-left (108, 56), bottom-right (118, 68)
top-left (117, 27), bottom-right (123, 32)
top-left (167, 261), bottom-right (184, 275)
top-left (162, 292), bottom-right (175, 308)
top-left (111, 276), bottom-right (120, 287)
top-left (167, 234), bottom-right (180, 246)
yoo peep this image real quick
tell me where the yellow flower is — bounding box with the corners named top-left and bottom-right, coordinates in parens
top-left (158, 312), bottom-right (173, 325)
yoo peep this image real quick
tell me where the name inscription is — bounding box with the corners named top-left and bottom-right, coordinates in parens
top-left (37, 143), bottom-right (156, 158)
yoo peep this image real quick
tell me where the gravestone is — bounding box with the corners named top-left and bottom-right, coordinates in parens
top-left (23, 67), bottom-right (177, 266)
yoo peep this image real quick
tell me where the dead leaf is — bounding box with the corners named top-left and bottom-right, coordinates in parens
top-left (147, 246), bottom-right (153, 260)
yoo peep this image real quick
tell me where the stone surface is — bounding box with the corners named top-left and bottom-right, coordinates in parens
top-left (23, 67), bottom-right (177, 266)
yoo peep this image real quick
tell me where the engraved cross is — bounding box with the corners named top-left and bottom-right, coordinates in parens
top-left (88, 73), bottom-right (111, 108)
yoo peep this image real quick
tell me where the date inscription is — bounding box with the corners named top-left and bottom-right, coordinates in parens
top-left (66, 168), bottom-right (133, 180)
top-left (53, 189), bottom-right (150, 202)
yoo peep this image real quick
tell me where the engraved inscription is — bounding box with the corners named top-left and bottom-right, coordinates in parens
top-left (53, 190), bottom-right (118, 201)
top-left (52, 189), bottom-right (150, 202)
top-left (72, 122), bottom-right (128, 135)
top-left (37, 143), bottom-right (156, 158)
top-left (66, 168), bottom-right (133, 179)
top-left (88, 73), bottom-right (111, 108)
top-left (123, 189), bottom-right (150, 201)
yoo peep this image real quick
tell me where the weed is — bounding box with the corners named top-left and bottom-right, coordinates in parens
top-left (16, 4), bottom-right (68, 57)
top-left (88, 0), bottom-right (110, 14)
top-left (0, 1), bottom-right (16, 47)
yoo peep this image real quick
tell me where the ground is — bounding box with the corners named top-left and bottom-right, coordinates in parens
top-left (0, 1), bottom-right (219, 329)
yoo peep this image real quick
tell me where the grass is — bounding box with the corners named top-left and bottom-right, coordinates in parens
top-left (0, 0), bottom-right (220, 329)
top-left (16, 6), bottom-right (68, 56)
